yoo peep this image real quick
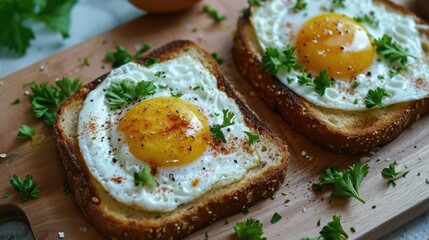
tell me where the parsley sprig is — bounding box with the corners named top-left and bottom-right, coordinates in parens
top-left (211, 52), bottom-right (224, 64)
top-left (234, 218), bottom-right (266, 240)
top-left (365, 87), bottom-right (390, 109)
top-left (374, 34), bottom-right (415, 69)
top-left (290, 0), bottom-right (307, 12)
top-left (331, 0), bottom-right (346, 9)
top-left (314, 163), bottom-right (369, 203)
top-left (382, 162), bottom-right (409, 187)
top-left (298, 70), bottom-right (332, 96)
top-left (202, 5), bottom-right (226, 22)
top-left (244, 131), bottom-right (260, 146)
top-left (210, 109), bottom-right (235, 143)
top-left (354, 14), bottom-right (379, 28)
top-left (248, 0), bottom-right (262, 6)
top-left (134, 166), bottom-right (155, 188)
top-left (105, 80), bottom-right (156, 110)
top-left (105, 44), bottom-right (151, 68)
top-left (31, 77), bottom-right (83, 125)
top-left (17, 124), bottom-right (35, 140)
top-left (10, 174), bottom-right (40, 200)
top-left (261, 46), bottom-right (302, 74)
top-left (300, 215), bottom-right (349, 240)
top-left (0, 0), bottom-right (77, 54)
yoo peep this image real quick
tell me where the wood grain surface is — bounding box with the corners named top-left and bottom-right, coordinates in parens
top-left (0, 0), bottom-right (428, 239)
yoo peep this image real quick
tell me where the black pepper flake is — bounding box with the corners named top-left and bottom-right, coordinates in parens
top-left (366, 72), bottom-right (372, 76)
top-left (117, 138), bottom-right (121, 142)
top-left (202, 167), bottom-right (206, 170)
top-left (188, 146), bottom-right (192, 151)
top-left (112, 158), bottom-right (118, 163)
top-left (234, 160), bottom-right (238, 163)
top-left (169, 174), bottom-right (175, 181)
top-left (372, 205), bottom-right (376, 209)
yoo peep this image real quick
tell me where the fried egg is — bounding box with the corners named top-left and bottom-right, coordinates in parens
top-left (251, 0), bottom-right (429, 110)
top-left (77, 55), bottom-right (262, 212)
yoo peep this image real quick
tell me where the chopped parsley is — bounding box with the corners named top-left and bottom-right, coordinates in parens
top-left (202, 5), bottom-right (226, 22)
top-left (170, 88), bottom-right (183, 98)
top-left (354, 14), bottom-right (379, 28)
top-left (82, 57), bottom-right (90, 66)
top-left (204, 232), bottom-right (209, 240)
top-left (211, 52), bottom-right (224, 64)
top-left (365, 87), bottom-right (390, 109)
top-left (290, 0), bottom-right (307, 12)
top-left (270, 212), bottom-right (282, 224)
top-left (30, 77), bottom-right (83, 125)
top-left (192, 86), bottom-right (204, 91)
top-left (352, 81), bottom-right (360, 89)
top-left (300, 215), bottom-right (348, 240)
top-left (314, 163), bottom-right (369, 203)
top-left (105, 44), bottom-right (150, 67)
top-left (11, 98), bottom-right (21, 105)
top-left (374, 34), bottom-right (414, 70)
top-left (134, 166), bottom-right (155, 188)
top-left (331, 0), bottom-right (345, 9)
top-left (382, 162), bottom-right (409, 187)
top-left (17, 124), bottom-right (35, 140)
top-left (284, 199), bottom-right (290, 206)
top-left (242, 206), bottom-right (250, 214)
top-left (261, 46), bottom-right (301, 74)
top-left (0, 0), bottom-right (77, 54)
top-left (1, 192), bottom-right (10, 199)
top-left (234, 218), bottom-right (266, 240)
top-left (248, 0), bottom-right (262, 6)
top-left (210, 109), bottom-right (234, 143)
top-left (244, 131), bottom-right (260, 146)
top-left (154, 71), bottom-right (166, 78)
top-left (10, 174), bottom-right (40, 200)
top-left (105, 80), bottom-right (156, 109)
top-left (144, 57), bottom-right (159, 67)
top-left (298, 70), bottom-right (331, 96)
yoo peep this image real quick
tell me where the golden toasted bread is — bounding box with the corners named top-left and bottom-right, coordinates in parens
top-left (53, 40), bottom-right (289, 239)
top-left (233, 0), bottom-right (429, 154)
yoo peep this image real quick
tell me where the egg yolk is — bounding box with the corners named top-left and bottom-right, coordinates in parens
top-left (118, 97), bottom-right (211, 167)
top-left (296, 13), bottom-right (376, 79)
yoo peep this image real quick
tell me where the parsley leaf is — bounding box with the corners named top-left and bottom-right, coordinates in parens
top-left (105, 44), bottom-right (151, 67)
top-left (30, 77), bottom-right (83, 125)
top-left (234, 218), bottom-right (266, 240)
top-left (270, 212), bottom-right (282, 224)
top-left (320, 215), bottom-right (349, 240)
top-left (210, 109), bottom-right (235, 143)
top-left (144, 57), bottom-right (159, 67)
top-left (331, 0), bottom-right (346, 9)
top-left (365, 87), bottom-right (390, 109)
top-left (374, 34), bottom-right (414, 69)
top-left (298, 74), bottom-right (314, 86)
top-left (313, 69), bottom-right (331, 96)
top-left (316, 163), bottom-right (368, 203)
top-left (105, 80), bottom-right (156, 109)
top-left (211, 52), bottom-right (224, 64)
top-left (290, 0), bottom-right (307, 12)
top-left (11, 98), bottom-right (21, 105)
top-left (244, 131), bottom-right (260, 146)
top-left (17, 124), bottom-right (35, 139)
top-left (10, 174), bottom-right (40, 200)
top-left (134, 166), bottom-right (155, 188)
top-left (354, 14), bottom-right (379, 28)
top-left (202, 5), bottom-right (226, 22)
top-left (0, 0), bottom-right (77, 54)
top-left (248, 0), bottom-right (262, 6)
top-left (261, 46), bottom-right (301, 74)
top-left (382, 162), bottom-right (409, 187)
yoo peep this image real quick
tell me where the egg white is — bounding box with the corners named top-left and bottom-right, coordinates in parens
top-left (78, 56), bottom-right (260, 212)
top-left (251, 0), bottom-right (429, 110)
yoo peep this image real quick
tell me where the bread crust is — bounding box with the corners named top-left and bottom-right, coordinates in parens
top-left (233, 0), bottom-right (429, 154)
top-left (54, 40), bottom-right (289, 239)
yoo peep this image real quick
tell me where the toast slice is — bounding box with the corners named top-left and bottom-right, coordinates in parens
top-left (233, 1), bottom-right (429, 154)
top-left (53, 40), bottom-right (288, 239)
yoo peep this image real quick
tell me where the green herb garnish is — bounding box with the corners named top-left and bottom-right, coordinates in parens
top-left (270, 212), bottom-right (282, 224)
top-left (105, 44), bottom-right (150, 67)
top-left (1, 192), bottom-right (10, 199)
top-left (331, 0), bottom-right (346, 9)
top-left (17, 124), bottom-right (35, 140)
top-left (0, 0), bottom-right (77, 54)
top-left (365, 87), bottom-right (390, 109)
top-left (210, 109), bottom-right (234, 143)
top-left (11, 98), bottom-right (21, 105)
top-left (354, 14), bottom-right (379, 28)
top-left (374, 34), bottom-right (414, 69)
top-left (10, 174), bottom-right (40, 200)
top-left (382, 162), bottom-right (409, 187)
top-left (244, 131), bottom-right (260, 146)
top-left (234, 218), bottom-right (266, 240)
top-left (261, 46), bottom-right (301, 74)
top-left (248, 0), bottom-right (262, 6)
top-left (144, 57), bottom-right (158, 67)
top-left (290, 0), bottom-right (307, 12)
top-left (30, 77), bottom-right (83, 125)
top-left (211, 52), bottom-right (224, 64)
top-left (134, 166), bottom-right (155, 188)
top-left (320, 215), bottom-right (349, 240)
top-left (105, 80), bottom-right (156, 110)
top-left (202, 5), bottom-right (226, 22)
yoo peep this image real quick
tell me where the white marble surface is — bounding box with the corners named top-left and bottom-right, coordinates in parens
top-left (0, 0), bottom-right (428, 239)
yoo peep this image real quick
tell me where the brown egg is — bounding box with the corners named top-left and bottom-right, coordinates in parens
top-left (129, 0), bottom-right (201, 14)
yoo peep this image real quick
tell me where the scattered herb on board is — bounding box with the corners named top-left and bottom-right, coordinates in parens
top-left (17, 124), bottom-right (35, 140)
top-left (313, 163), bottom-right (369, 203)
top-left (105, 44), bottom-right (151, 67)
top-left (210, 109), bottom-right (235, 143)
top-left (300, 215), bottom-right (349, 240)
top-left (211, 52), bottom-right (224, 64)
top-left (234, 218), bottom-right (266, 240)
top-left (1, 192), bottom-right (10, 199)
top-left (11, 98), bottom-right (21, 105)
top-left (270, 212), bottom-right (282, 224)
top-left (242, 206), bottom-right (249, 214)
top-left (83, 57), bottom-right (90, 66)
top-left (382, 162), bottom-right (409, 187)
top-left (0, 0), bottom-right (77, 54)
top-left (10, 174), bottom-right (40, 200)
top-left (30, 77), bottom-right (83, 125)
top-left (202, 5), bottom-right (226, 22)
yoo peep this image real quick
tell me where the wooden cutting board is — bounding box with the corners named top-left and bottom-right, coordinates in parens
top-left (1, 0), bottom-right (428, 239)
